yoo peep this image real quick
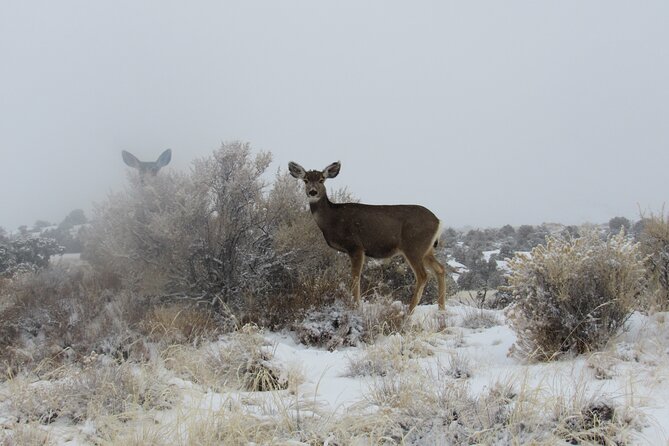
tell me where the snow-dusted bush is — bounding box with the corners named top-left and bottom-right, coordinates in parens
top-left (506, 231), bottom-right (646, 361)
top-left (294, 301), bottom-right (365, 350)
top-left (84, 143), bottom-right (355, 328)
top-left (639, 212), bottom-right (669, 310)
top-left (84, 142), bottom-right (277, 301)
top-left (0, 235), bottom-right (64, 278)
top-left (0, 265), bottom-right (148, 373)
top-left (293, 298), bottom-right (413, 350)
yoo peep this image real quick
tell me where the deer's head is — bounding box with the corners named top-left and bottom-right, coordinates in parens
top-left (288, 161), bottom-right (340, 202)
top-left (122, 149), bottom-right (172, 177)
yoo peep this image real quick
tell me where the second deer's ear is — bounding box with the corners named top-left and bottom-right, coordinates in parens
top-left (288, 161), bottom-right (307, 179)
top-left (122, 150), bottom-right (140, 168)
top-left (156, 149), bottom-right (172, 168)
top-left (323, 161), bottom-right (341, 179)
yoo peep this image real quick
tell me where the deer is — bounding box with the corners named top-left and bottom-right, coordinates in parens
top-left (121, 149), bottom-right (172, 177)
top-left (288, 161), bottom-right (447, 313)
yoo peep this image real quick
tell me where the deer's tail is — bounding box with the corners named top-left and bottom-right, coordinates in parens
top-left (432, 220), bottom-right (445, 249)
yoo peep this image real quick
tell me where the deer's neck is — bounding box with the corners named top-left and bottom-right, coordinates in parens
top-left (309, 195), bottom-right (335, 228)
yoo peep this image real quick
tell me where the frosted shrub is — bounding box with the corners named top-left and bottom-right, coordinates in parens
top-left (84, 143), bottom-right (353, 328)
top-left (0, 236), bottom-right (64, 278)
top-left (506, 231), bottom-right (646, 361)
top-left (294, 301), bottom-right (365, 350)
top-left (85, 143), bottom-right (286, 303)
top-left (0, 266), bottom-right (147, 373)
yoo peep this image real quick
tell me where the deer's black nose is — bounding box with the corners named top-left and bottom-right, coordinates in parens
top-left (308, 190), bottom-right (318, 197)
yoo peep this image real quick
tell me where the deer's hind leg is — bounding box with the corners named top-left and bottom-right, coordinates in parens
top-left (404, 253), bottom-right (429, 314)
top-left (425, 251), bottom-right (447, 310)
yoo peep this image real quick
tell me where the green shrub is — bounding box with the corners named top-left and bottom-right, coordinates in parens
top-left (505, 230), bottom-right (646, 361)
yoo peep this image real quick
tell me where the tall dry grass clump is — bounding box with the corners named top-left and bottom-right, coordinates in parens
top-left (506, 230), bottom-right (646, 361)
top-left (638, 211), bottom-right (669, 310)
top-left (164, 324), bottom-right (287, 392)
top-left (7, 353), bottom-right (176, 426)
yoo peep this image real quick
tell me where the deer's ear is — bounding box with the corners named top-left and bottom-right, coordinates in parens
top-left (323, 161), bottom-right (340, 179)
top-left (288, 162), bottom-right (306, 179)
top-left (156, 149), bottom-right (172, 168)
top-left (122, 150), bottom-right (140, 168)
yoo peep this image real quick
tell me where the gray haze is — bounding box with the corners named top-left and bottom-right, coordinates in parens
top-left (1, 1), bottom-right (668, 231)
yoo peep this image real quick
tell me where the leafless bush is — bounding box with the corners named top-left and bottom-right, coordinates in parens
top-left (293, 296), bottom-right (417, 351)
top-left (506, 230), bottom-right (646, 361)
top-left (293, 301), bottom-right (365, 351)
top-left (0, 265), bottom-right (148, 374)
top-left (84, 143), bottom-right (358, 328)
top-left (84, 142), bottom-right (275, 300)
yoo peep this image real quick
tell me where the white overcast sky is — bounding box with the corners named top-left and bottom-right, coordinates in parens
top-left (1, 1), bottom-right (668, 231)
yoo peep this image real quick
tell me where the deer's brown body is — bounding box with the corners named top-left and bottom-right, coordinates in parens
top-left (289, 161), bottom-right (447, 313)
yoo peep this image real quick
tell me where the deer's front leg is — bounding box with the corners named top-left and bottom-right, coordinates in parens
top-left (349, 250), bottom-right (365, 307)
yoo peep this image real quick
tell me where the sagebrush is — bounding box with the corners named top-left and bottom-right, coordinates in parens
top-left (505, 230), bottom-right (646, 361)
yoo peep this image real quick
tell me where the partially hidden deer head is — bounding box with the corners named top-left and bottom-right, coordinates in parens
top-left (122, 149), bottom-right (172, 177)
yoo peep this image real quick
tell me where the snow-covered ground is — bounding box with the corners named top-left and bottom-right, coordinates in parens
top-left (1, 299), bottom-right (667, 445)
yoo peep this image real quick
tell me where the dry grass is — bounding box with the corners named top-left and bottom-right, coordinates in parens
top-left (346, 332), bottom-right (435, 377)
top-left (460, 307), bottom-right (503, 329)
top-left (0, 423), bottom-right (52, 446)
top-left (7, 353), bottom-right (177, 428)
top-left (164, 324), bottom-right (288, 393)
top-left (552, 395), bottom-right (640, 445)
top-left (360, 297), bottom-right (411, 340)
top-left (639, 211), bottom-right (669, 310)
top-left (140, 302), bottom-right (229, 346)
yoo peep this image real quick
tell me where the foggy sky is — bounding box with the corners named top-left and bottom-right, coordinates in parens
top-left (1, 1), bottom-right (668, 231)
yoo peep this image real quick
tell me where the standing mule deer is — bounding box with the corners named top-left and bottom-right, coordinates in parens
top-left (288, 161), bottom-right (447, 313)
top-left (121, 149), bottom-right (172, 177)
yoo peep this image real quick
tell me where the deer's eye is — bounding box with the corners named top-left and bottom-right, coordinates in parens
top-left (319, 179), bottom-right (324, 184)
top-left (303, 180), bottom-right (308, 184)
